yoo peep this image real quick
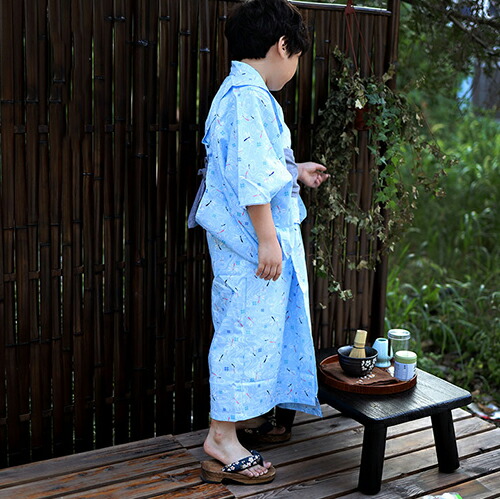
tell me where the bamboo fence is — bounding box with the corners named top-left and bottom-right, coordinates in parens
top-left (0, 0), bottom-right (400, 467)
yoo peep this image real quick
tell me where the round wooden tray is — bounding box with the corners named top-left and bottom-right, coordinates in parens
top-left (319, 354), bottom-right (417, 394)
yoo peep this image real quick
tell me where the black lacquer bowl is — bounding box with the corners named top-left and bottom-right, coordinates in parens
top-left (337, 345), bottom-right (378, 377)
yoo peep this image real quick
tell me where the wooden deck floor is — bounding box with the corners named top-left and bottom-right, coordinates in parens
top-left (0, 405), bottom-right (498, 498)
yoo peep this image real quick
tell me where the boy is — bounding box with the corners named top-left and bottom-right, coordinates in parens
top-left (194, 0), bottom-right (328, 484)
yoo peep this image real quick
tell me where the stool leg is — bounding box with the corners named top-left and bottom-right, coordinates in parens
top-left (358, 425), bottom-right (387, 495)
top-left (431, 410), bottom-right (459, 472)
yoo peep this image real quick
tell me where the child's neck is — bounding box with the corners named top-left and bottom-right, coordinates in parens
top-left (241, 42), bottom-right (283, 91)
top-left (241, 58), bottom-right (272, 88)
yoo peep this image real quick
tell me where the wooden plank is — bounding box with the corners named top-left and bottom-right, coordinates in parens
top-left (179, 412), bottom-right (358, 452)
top-left (212, 413), bottom-right (490, 473)
top-left (432, 470), bottom-right (500, 499)
top-left (343, 442), bottom-right (500, 499)
top-left (385, 415), bottom-right (494, 456)
top-left (229, 441), bottom-right (365, 497)
top-left (175, 405), bottom-right (342, 449)
top-left (190, 415), bottom-right (364, 464)
top-left (293, 405), bottom-right (340, 423)
top-left (0, 435), bottom-right (181, 488)
top-left (240, 443), bottom-right (500, 499)
top-left (0, 449), bottom-right (197, 499)
top-left (0, 410), bottom-right (496, 499)
top-left (160, 483), bottom-right (234, 499)
top-left (226, 420), bottom-right (500, 497)
top-left (175, 428), bottom-right (210, 450)
top-left (289, 414), bottom-right (492, 468)
top-left (240, 464), bottom-right (360, 499)
top-left (60, 467), bottom-right (232, 499)
top-left (180, 407), bottom-right (471, 453)
top-left (384, 407), bottom-right (469, 434)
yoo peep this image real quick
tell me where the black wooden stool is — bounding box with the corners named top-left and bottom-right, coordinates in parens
top-left (317, 349), bottom-right (472, 495)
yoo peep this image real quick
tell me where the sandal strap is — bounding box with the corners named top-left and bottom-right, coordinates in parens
top-left (221, 450), bottom-right (263, 472)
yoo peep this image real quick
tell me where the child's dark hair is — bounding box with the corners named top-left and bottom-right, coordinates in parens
top-left (225, 0), bottom-right (310, 61)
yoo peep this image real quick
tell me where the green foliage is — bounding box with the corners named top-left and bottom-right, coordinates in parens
top-left (386, 111), bottom-right (500, 403)
top-left (315, 0), bottom-right (499, 87)
top-left (311, 49), bottom-right (450, 297)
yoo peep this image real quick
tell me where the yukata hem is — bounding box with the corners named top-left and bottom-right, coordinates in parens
top-left (210, 397), bottom-right (322, 422)
top-left (277, 399), bottom-right (323, 417)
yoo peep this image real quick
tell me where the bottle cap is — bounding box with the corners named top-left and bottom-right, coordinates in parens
top-left (388, 328), bottom-right (411, 340)
top-left (394, 350), bottom-right (417, 364)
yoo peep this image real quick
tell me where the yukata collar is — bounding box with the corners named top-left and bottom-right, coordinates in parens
top-left (229, 61), bottom-right (269, 91)
top-left (202, 60), bottom-right (284, 142)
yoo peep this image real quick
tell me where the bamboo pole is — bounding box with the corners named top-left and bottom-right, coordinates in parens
top-left (110, 0), bottom-right (131, 445)
top-left (162, 0), bottom-right (181, 435)
top-left (11, 0), bottom-right (32, 464)
top-left (191, 0), bottom-right (216, 430)
top-left (128, 0), bottom-right (149, 441)
top-left (24, 0), bottom-right (46, 462)
top-left (175, 0), bottom-right (200, 435)
top-left (144, 0), bottom-right (160, 440)
top-left (0, 0), bottom-right (25, 466)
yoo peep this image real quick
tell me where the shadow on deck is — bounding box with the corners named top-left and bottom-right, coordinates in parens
top-left (0, 405), bottom-right (498, 498)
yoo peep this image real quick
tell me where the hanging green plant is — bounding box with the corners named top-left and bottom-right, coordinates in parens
top-left (311, 48), bottom-right (454, 299)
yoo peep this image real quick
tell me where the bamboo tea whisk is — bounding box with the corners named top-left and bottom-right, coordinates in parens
top-left (349, 330), bottom-right (368, 358)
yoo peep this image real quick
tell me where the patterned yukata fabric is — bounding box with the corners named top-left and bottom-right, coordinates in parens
top-left (195, 61), bottom-right (322, 422)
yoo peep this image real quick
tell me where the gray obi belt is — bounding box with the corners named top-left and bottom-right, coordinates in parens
top-left (188, 147), bottom-right (299, 228)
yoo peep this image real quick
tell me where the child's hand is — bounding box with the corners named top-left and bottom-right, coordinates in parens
top-left (297, 162), bottom-right (329, 188)
top-left (246, 203), bottom-right (282, 281)
top-left (256, 237), bottom-right (282, 281)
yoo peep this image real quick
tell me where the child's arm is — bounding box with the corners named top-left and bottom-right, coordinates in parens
top-left (247, 204), bottom-right (282, 281)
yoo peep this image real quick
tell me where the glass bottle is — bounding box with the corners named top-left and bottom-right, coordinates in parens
top-left (387, 328), bottom-right (410, 358)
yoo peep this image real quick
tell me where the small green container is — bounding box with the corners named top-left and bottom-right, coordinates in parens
top-left (394, 350), bottom-right (417, 381)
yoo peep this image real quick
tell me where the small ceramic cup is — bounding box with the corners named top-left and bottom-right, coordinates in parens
top-left (372, 337), bottom-right (391, 368)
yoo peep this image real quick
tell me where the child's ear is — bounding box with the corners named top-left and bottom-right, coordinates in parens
top-left (278, 36), bottom-right (288, 58)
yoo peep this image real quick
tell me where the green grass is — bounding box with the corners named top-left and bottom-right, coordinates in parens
top-left (385, 108), bottom-right (500, 405)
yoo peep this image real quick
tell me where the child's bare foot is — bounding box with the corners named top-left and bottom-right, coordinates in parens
top-left (204, 420), bottom-right (272, 478)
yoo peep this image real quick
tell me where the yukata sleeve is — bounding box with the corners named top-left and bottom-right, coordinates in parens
top-left (228, 88), bottom-right (291, 208)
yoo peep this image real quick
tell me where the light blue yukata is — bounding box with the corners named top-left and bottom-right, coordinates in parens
top-left (194, 61), bottom-right (322, 422)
